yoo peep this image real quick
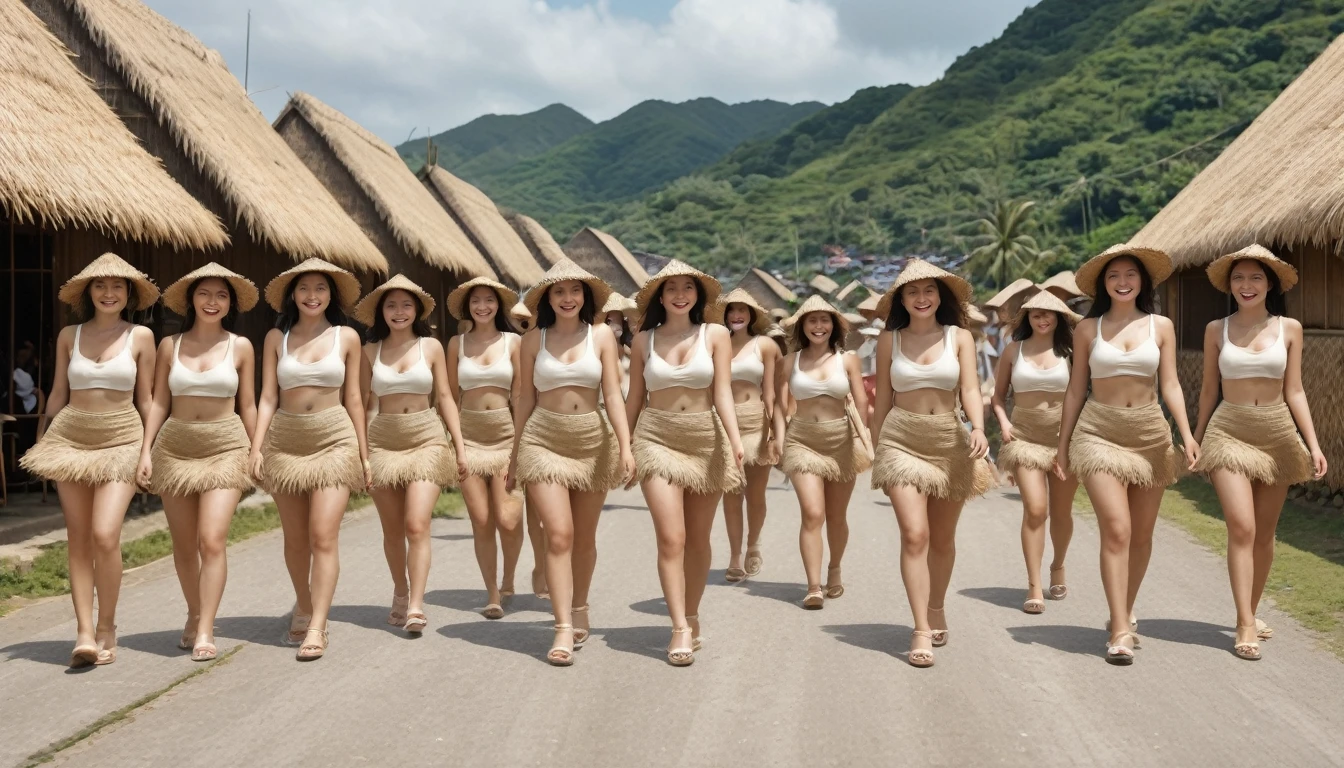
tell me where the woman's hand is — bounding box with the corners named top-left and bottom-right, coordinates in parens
top-left (620, 447), bottom-right (638, 490)
top-left (731, 441), bottom-right (745, 472)
top-left (505, 459), bottom-right (518, 494)
top-left (1052, 453), bottom-right (1069, 482)
top-left (456, 449), bottom-right (469, 483)
top-left (1000, 424), bottom-right (1015, 443)
top-left (250, 450), bottom-right (264, 484)
top-left (363, 459), bottom-right (373, 491)
top-left (1183, 439), bottom-right (1201, 472)
top-left (968, 427), bottom-right (989, 460)
top-left (135, 454), bottom-right (153, 491)
top-left (767, 436), bottom-right (782, 465)
top-left (1312, 448), bottom-right (1328, 480)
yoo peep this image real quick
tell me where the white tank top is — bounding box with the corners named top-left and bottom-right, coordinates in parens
top-left (1089, 315), bottom-right (1159, 380)
top-left (68, 324), bottom-right (137, 392)
top-left (1219, 317), bottom-right (1286, 381)
top-left (168, 334), bottom-right (238, 398)
top-left (790, 352), bottom-right (849, 400)
top-left (1010, 344), bottom-right (1069, 394)
top-left (458, 333), bottom-right (516, 392)
top-left (890, 326), bottom-right (960, 393)
top-left (277, 328), bottom-right (345, 390)
top-left (534, 325), bottom-right (602, 392)
top-left (371, 338), bottom-right (434, 397)
top-left (645, 325), bottom-right (715, 392)
top-left (730, 336), bottom-right (765, 386)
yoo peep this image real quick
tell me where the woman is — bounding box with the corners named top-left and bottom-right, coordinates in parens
top-left (250, 258), bottom-right (369, 661)
top-left (138, 264), bottom-right (258, 661)
top-left (446, 277), bottom-right (525, 618)
top-left (1055, 244), bottom-right (1198, 666)
top-left (358, 275), bottom-right (466, 635)
top-left (711, 289), bottom-right (781, 582)
top-left (507, 259), bottom-right (636, 666)
top-left (991, 288), bottom-right (1079, 615)
top-left (775, 296), bottom-right (871, 610)
top-left (627, 261), bottom-right (745, 666)
top-left (869, 259), bottom-right (991, 668)
top-left (1192, 245), bottom-right (1326, 661)
top-left (22, 253), bottom-right (158, 667)
top-left (599, 293), bottom-right (636, 396)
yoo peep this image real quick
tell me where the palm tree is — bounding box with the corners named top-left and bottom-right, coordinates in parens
top-left (969, 200), bottom-right (1045, 290)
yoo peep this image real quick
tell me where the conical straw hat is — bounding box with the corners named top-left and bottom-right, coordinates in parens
top-left (162, 262), bottom-right (258, 316)
top-left (634, 259), bottom-right (722, 315)
top-left (522, 258), bottom-right (612, 316)
top-left (600, 292), bottom-right (636, 316)
top-left (965, 304), bottom-right (989, 326)
top-left (510, 301), bottom-right (532, 320)
top-left (857, 293), bottom-right (880, 320)
top-left (1074, 243), bottom-right (1173, 298)
top-left (1010, 286), bottom-right (1082, 329)
top-left (706, 288), bottom-right (770, 335)
top-left (785, 295), bottom-right (850, 336)
top-left (264, 257), bottom-right (362, 313)
top-left (1205, 244), bottom-right (1298, 293)
top-left (1040, 270), bottom-right (1084, 300)
top-left (875, 259), bottom-right (973, 321)
top-left (353, 274), bottom-right (436, 326)
top-left (446, 276), bottom-right (520, 321)
top-left (58, 253), bottom-right (160, 310)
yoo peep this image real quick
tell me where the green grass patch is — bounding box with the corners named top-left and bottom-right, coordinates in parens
top-left (432, 490), bottom-right (465, 519)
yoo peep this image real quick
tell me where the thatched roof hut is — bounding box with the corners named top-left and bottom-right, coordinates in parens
top-left (419, 164), bottom-right (543, 288)
top-left (835, 280), bottom-right (868, 304)
top-left (508, 214), bottom-right (567, 271)
top-left (809, 274), bottom-right (840, 296)
top-left (736, 268), bottom-right (797, 313)
top-left (563, 227), bottom-right (650, 296)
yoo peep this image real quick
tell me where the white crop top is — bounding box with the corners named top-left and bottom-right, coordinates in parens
top-left (169, 334), bottom-right (238, 398)
top-left (277, 328), bottom-right (345, 390)
top-left (890, 326), bottom-right (960, 393)
top-left (372, 338), bottom-right (434, 397)
top-left (645, 325), bottom-right (715, 392)
top-left (1010, 344), bottom-right (1069, 394)
top-left (1219, 317), bottom-right (1286, 381)
top-left (1089, 315), bottom-right (1159, 380)
top-left (730, 337), bottom-right (766, 386)
top-left (458, 333), bottom-right (516, 392)
top-left (790, 352), bottom-right (849, 400)
top-left (68, 324), bottom-right (137, 392)
top-left (534, 325), bottom-right (603, 392)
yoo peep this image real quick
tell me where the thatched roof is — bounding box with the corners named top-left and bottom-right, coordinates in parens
top-left (278, 93), bottom-right (494, 277)
top-left (0, 1), bottom-right (225, 250)
top-left (745, 268), bottom-right (797, 304)
top-left (835, 280), bottom-right (867, 303)
top-left (58, 0), bottom-right (384, 271)
top-left (809, 274), bottom-right (840, 295)
top-left (508, 214), bottom-right (567, 269)
top-left (563, 227), bottom-right (650, 296)
top-left (1134, 34), bottom-right (1344, 268)
top-left (421, 165), bottom-right (542, 287)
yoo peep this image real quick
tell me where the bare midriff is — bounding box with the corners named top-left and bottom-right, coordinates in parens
top-left (648, 386), bottom-right (712, 414)
top-left (377, 393), bottom-right (433, 415)
top-left (731, 380), bottom-right (763, 405)
top-left (169, 394), bottom-right (236, 421)
top-left (893, 387), bottom-right (957, 416)
top-left (1088, 376), bottom-right (1158, 408)
top-left (461, 386), bottom-right (510, 412)
top-left (279, 386), bottom-right (343, 414)
top-left (1012, 391), bottom-right (1065, 411)
top-left (793, 394), bottom-right (845, 422)
top-left (537, 386), bottom-right (600, 415)
top-left (67, 388), bottom-right (135, 413)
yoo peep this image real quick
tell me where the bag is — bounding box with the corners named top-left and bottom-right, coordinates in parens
top-left (844, 396), bottom-right (875, 463)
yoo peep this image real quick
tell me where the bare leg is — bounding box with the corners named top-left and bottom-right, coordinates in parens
top-left (1015, 468), bottom-right (1049, 601)
top-left (822, 477), bottom-right (855, 576)
top-left (888, 484), bottom-right (932, 657)
top-left (792, 473), bottom-right (827, 591)
top-left (493, 474), bottom-right (525, 595)
top-left (1213, 469), bottom-right (1257, 629)
top-left (194, 488), bottom-right (241, 646)
top-left (371, 487), bottom-right (409, 600)
top-left (683, 491), bottom-right (720, 629)
top-left (744, 463), bottom-right (770, 553)
top-left (525, 488), bottom-right (548, 598)
top-left (403, 481), bottom-right (439, 617)
top-left (569, 490), bottom-right (605, 610)
top-left (1047, 473), bottom-right (1078, 592)
top-left (1250, 483), bottom-right (1289, 615)
top-left (274, 492), bottom-right (314, 616)
top-left (722, 489), bottom-right (746, 573)
top-left (530, 482), bottom-right (575, 652)
top-left (57, 482), bottom-right (97, 648)
top-left (162, 493), bottom-right (203, 639)
top-left (460, 474), bottom-right (500, 605)
top-left (926, 496), bottom-right (965, 636)
top-left (1125, 484), bottom-right (1166, 619)
top-left (306, 487), bottom-right (350, 631)
top-left (644, 477), bottom-right (689, 630)
top-left (89, 482), bottom-right (137, 639)
top-left (1085, 474), bottom-right (1135, 640)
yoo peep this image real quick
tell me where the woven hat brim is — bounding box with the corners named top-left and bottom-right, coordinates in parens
top-left (264, 259), bottom-right (362, 314)
top-left (1206, 247), bottom-right (1299, 293)
top-left (447, 277), bottom-right (520, 321)
top-left (634, 261), bottom-right (722, 315)
top-left (162, 264), bottom-right (259, 316)
top-left (1075, 245), bottom-right (1173, 298)
top-left (58, 253), bottom-right (160, 311)
top-left (1011, 290), bottom-right (1082, 329)
top-left (786, 296), bottom-right (850, 336)
top-left (523, 260), bottom-right (612, 317)
top-left (875, 265), bottom-right (974, 322)
top-left (708, 294), bottom-right (771, 335)
top-left (353, 277), bottom-right (437, 327)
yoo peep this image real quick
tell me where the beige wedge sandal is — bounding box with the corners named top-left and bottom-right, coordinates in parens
top-left (667, 627), bottom-right (695, 667)
top-left (908, 630), bottom-right (935, 668)
top-left (547, 624), bottom-right (575, 666)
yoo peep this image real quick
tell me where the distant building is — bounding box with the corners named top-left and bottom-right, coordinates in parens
top-left (563, 227), bottom-right (650, 297)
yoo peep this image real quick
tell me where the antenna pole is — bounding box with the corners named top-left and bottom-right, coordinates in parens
top-left (244, 9), bottom-right (251, 91)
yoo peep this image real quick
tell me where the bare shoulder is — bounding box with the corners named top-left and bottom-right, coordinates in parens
top-left (1282, 316), bottom-right (1303, 334)
top-left (1002, 339), bottom-right (1021, 358)
top-left (445, 335), bottom-right (459, 356)
top-left (1152, 313), bottom-right (1175, 332)
top-left (759, 334), bottom-right (782, 359)
top-left (263, 327), bottom-right (284, 351)
top-left (156, 335), bottom-right (176, 355)
top-left (233, 335), bottom-right (255, 357)
top-left (954, 327), bottom-right (976, 347)
top-left (591, 322), bottom-right (617, 347)
top-left (131, 325), bottom-right (156, 346)
top-left (705, 324), bottom-right (730, 343)
top-left (338, 326), bottom-right (362, 346)
top-left (519, 327), bottom-right (541, 353)
top-left (630, 328), bottom-right (651, 352)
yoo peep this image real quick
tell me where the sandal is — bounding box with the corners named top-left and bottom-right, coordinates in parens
top-left (482, 603), bottom-right (505, 620)
top-left (94, 625), bottom-right (118, 666)
top-left (284, 608), bottom-right (312, 647)
top-left (547, 624), bottom-right (575, 666)
top-left (908, 630), bottom-right (935, 668)
top-left (70, 642), bottom-right (99, 669)
top-left (573, 605), bottom-right (590, 647)
top-left (928, 607), bottom-right (948, 647)
top-left (297, 628), bottom-right (328, 661)
top-left (191, 642), bottom-right (218, 662)
top-left (825, 565), bottom-right (844, 599)
top-left (802, 589), bottom-right (825, 610)
top-left (1022, 597), bottom-right (1046, 615)
top-left (1048, 565), bottom-right (1068, 600)
top-left (724, 567), bottom-right (747, 583)
top-left (1106, 631), bottom-right (1137, 665)
top-left (500, 588), bottom-right (515, 606)
top-left (1234, 624), bottom-right (1262, 661)
top-left (388, 593), bottom-right (409, 627)
top-left (744, 547), bottom-right (763, 577)
top-left (178, 615), bottom-right (199, 651)
top-left (532, 569), bottom-right (550, 601)
top-left (1256, 618), bottom-right (1274, 640)
top-left (404, 612), bottom-right (428, 635)
top-left (687, 614), bottom-right (703, 652)
top-left (667, 627), bottom-right (695, 667)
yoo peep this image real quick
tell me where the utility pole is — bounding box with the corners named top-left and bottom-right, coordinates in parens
top-left (244, 9), bottom-right (251, 91)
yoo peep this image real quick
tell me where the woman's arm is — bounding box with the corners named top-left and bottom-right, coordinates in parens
top-left (249, 329), bottom-right (282, 480)
top-left (39, 327), bottom-right (74, 437)
top-left (506, 330), bottom-right (538, 492)
top-left (956, 328), bottom-right (988, 458)
top-left (359, 343), bottom-right (376, 423)
top-left (1054, 321), bottom-right (1093, 479)
top-left (1155, 315), bottom-right (1198, 468)
top-left (991, 341), bottom-right (1017, 441)
top-left (341, 327), bottom-right (371, 487)
top-left (624, 330), bottom-right (648, 433)
top-left (869, 330), bottom-right (893, 439)
top-left (235, 337), bottom-right (258, 439)
top-left (709, 325), bottom-right (743, 466)
top-left (595, 325), bottom-right (635, 478)
top-left (136, 337), bottom-right (175, 488)
top-left (1193, 321), bottom-right (1222, 443)
top-left (1282, 319), bottom-right (1327, 479)
top-left (132, 326), bottom-right (157, 424)
top-left (760, 337), bottom-right (779, 423)
top-left (845, 352), bottom-right (869, 420)
top-left (429, 341), bottom-right (468, 479)
top-left (772, 352), bottom-right (794, 448)
top-left (444, 336), bottom-right (461, 403)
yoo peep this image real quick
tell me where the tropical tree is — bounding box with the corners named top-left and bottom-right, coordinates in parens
top-left (969, 199), bottom-right (1045, 290)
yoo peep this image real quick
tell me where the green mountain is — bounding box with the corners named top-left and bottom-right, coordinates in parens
top-left (396, 103), bottom-right (593, 177)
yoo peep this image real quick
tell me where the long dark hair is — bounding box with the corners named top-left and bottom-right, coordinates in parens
top-left (1086, 256), bottom-right (1155, 318)
top-left (789, 311), bottom-right (845, 353)
top-left (465, 286), bottom-right (514, 333)
top-left (884, 280), bottom-right (966, 330)
top-left (368, 289), bottom-right (432, 342)
top-left (536, 282), bottom-right (597, 328)
top-left (723, 303), bottom-right (761, 337)
top-left (1228, 258), bottom-right (1287, 317)
top-left (180, 277), bottom-right (240, 333)
top-left (78, 279), bottom-right (139, 322)
top-left (275, 272), bottom-right (348, 332)
top-left (1012, 310), bottom-right (1074, 359)
top-left (639, 277), bottom-right (708, 331)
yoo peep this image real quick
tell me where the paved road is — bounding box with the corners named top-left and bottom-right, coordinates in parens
top-left (3, 474), bottom-right (1343, 767)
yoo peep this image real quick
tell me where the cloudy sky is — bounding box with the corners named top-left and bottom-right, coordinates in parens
top-left (145, 0), bottom-right (1038, 144)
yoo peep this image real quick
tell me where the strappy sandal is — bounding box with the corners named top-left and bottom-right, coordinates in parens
top-left (1048, 565), bottom-right (1068, 600)
top-left (297, 628), bottom-right (328, 661)
top-left (687, 614), bottom-right (703, 652)
top-left (667, 627), bottom-right (695, 667)
top-left (825, 565), bottom-right (845, 599)
top-left (500, 588), bottom-right (515, 606)
top-left (1234, 624), bottom-right (1262, 661)
top-left (191, 642), bottom-right (218, 662)
top-left (1256, 618), bottom-right (1274, 640)
top-left (284, 609), bottom-right (312, 647)
top-left (908, 630), bottom-right (935, 668)
top-left (404, 611), bottom-right (428, 635)
top-left (1022, 597), bottom-right (1046, 615)
top-left (724, 566), bottom-right (747, 583)
top-left (802, 588), bottom-right (825, 610)
top-left (1106, 631), bottom-right (1137, 665)
top-left (573, 605), bottom-right (591, 647)
top-left (547, 624), bottom-right (575, 667)
top-left (94, 626), bottom-right (118, 666)
top-left (744, 547), bottom-right (764, 577)
top-left (482, 603), bottom-right (505, 620)
top-left (928, 607), bottom-right (948, 647)
top-left (388, 593), bottom-right (409, 627)
top-left (178, 615), bottom-right (199, 651)
top-left (70, 642), bottom-right (99, 668)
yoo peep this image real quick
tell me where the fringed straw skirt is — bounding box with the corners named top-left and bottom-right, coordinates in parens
top-left (459, 408), bottom-right (514, 479)
top-left (150, 415), bottom-right (252, 496)
top-left (368, 409), bottom-right (457, 490)
top-left (871, 408), bottom-right (994, 500)
top-left (20, 406), bottom-right (142, 485)
top-left (735, 401), bottom-right (772, 468)
top-left (1068, 400), bottom-right (1177, 489)
top-left (997, 405), bottom-right (1063, 474)
top-left (516, 408), bottom-right (620, 493)
top-left (782, 417), bottom-right (872, 484)
top-left (633, 408), bottom-right (743, 495)
top-left (261, 408), bottom-right (364, 495)
top-left (1194, 402), bottom-right (1312, 486)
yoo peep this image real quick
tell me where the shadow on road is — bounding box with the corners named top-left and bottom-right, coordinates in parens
top-left (821, 623), bottom-right (912, 659)
top-left (1006, 623), bottom-right (1105, 656)
top-left (602, 504), bottom-right (645, 512)
top-left (330, 604), bottom-right (417, 635)
top-left (719, 578), bottom-right (806, 607)
top-left (959, 586), bottom-right (1026, 611)
top-left (0, 639), bottom-right (87, 668)
top-left (600, 624), bottom-right (673, 661)
top-left (431, 533), bottom-right (474, 541)
top-left (1134, 618), bottom-right (1228, 650)
top-left (424, 588), bottom-right (494, 614)
top-left (438, 619), bottom-right (551, 660)
top-left (628, 597), bottom-right (668, 616)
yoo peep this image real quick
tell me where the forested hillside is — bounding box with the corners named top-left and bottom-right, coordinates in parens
top-left (396, 104), bottom-right (593, 177)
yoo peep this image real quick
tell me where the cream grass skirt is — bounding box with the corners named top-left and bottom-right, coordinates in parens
top-left (20, 406), bottom-right (142, 485)
top-left (1194, 402), bottom-right (1312, 487)
top-left (368, 410), bottom-right (457, 490)
top-left (997, 405), bottom-right (1062, 474)
top-left (633, 408), bottom-right (743, 495)
top-left (735, 401), bottom-right (772, 467)
top-left (459, 408), bottom-right (514, 479)
top-left (150, 415), bottom-right (252, 496)
top-left (871, 408), bottom-right (993, 500)
top-left (782, 417), bottom-right (872, 484)
top-left (261, 408), bottom-right (364, 495)
top-left (1068, 400), bottom-right (1178, 489)
top-left (516, 407), bottom-right (620, 493)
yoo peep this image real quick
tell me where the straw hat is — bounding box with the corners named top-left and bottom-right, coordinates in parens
top-left (875, 259), bottom-right (974, 320)
top-left (634, 259), bottom-right (722, 315)
top-left (162, 263), bottom-right (259, 316)
top-left (857, 294), bottom-right (880, 321)
top-left (600, 292), bottom-right (637, 317)
top-left (707, 288), bottom-right (770, 335)
top-left (965, 304), bottom-right (989, 326)
top-left (522, 258), bottom-right (612, 317)
top-left (58, 253), bottom-right (160, 310)
top-left (1011, 287), bottom-right (1083, 329)
top-left (510, 301), bottom-right (532, 321)
top-left (446, 276), bottom-right (520, 321)
top-left (1205, 244), bottom-right (1299, 293)
top-left (353, 274), bottom-right (436, 326)
top-left (786, 295), bottom-right (850, 336)
top-left (1040, 270), bottom-right (1084, 300)
top-left (264, 257), bottom-right (362, 313)
top-left (1074, 244), bottom-right (1173, 298)
top-left (769, 307), bottom-right (790, 323)
top-left (765, 323), bottom-right (787, 340)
